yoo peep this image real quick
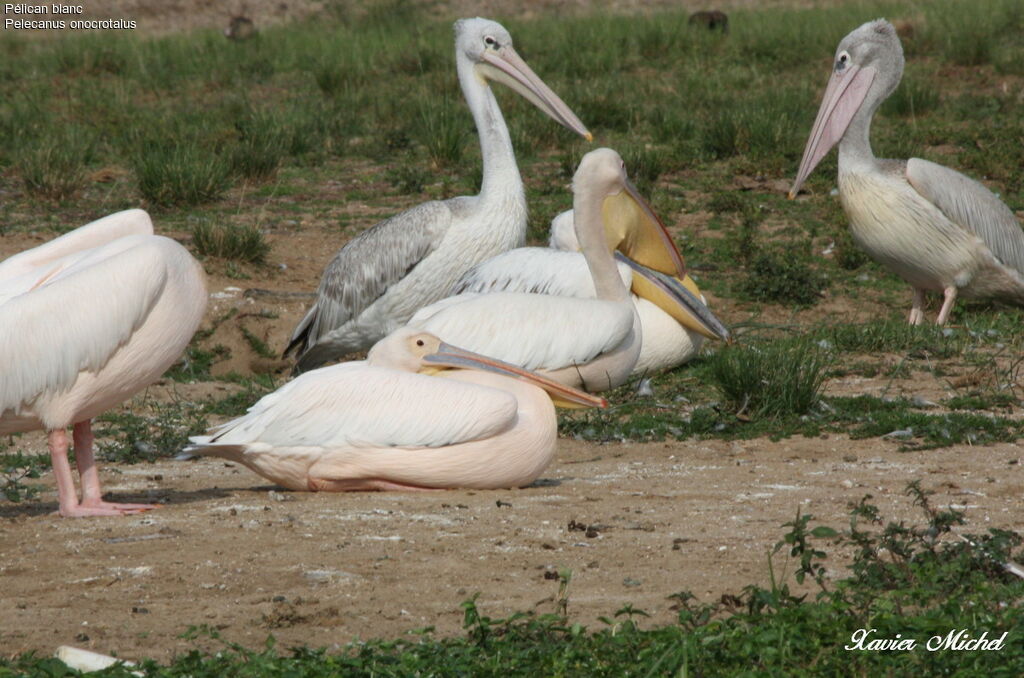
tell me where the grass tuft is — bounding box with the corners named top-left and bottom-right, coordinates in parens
top-left (190, 221), bottom-right (270, 263)
top-left (709, 337), bottom-right (833, 420)
top-left (133, 138), bottom-right (233, 207)
top-left (15, 125), bottom-right (96, 201)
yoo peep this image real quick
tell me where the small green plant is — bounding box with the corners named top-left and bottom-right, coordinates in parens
top-left (417, 96), bottom-right (466, 169)
top-left (709, 336), bottom-right (833, 420)
top-left (0, 450), bottom-right (46, 502)
top-left (190, 220), bottom-right (270, 263)
top-left (740, 251), bottom-right (827, 306)
top-left (96, 400), bottom-right (209, 463)
top-left (230, 109), bottom-right (287, 181)
top-left (133, 138), bottom-right (233, 206)
top-left (15, 125), bottom-right (97, 201)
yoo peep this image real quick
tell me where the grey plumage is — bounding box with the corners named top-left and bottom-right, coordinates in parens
top-left (906, 158), bottom-right (1024, 279)
top-left (284, 201), bottom-right (454, 363)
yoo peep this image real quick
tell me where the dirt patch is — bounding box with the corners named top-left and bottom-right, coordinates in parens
top-left (2, 435), bottom-right (1022, 661)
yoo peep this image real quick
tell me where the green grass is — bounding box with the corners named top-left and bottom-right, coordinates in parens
top-left (4, 484), bottom-right (1021, 675)
top-left (190, 220), bottom-right (270, 263)
top-left (710, 337), bottom-right (833, 419)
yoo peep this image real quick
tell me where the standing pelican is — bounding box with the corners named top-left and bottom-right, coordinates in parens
top-left (455, 207), bottom-right (730, 375)
top-left (407, 148), bottom-right (717, 391)
top-left (0, 210), bottom-right (207, 517)
top-left (186, 328), bottom-right (605, 491)
top-left (790, 19), bottom-right (1024, 324)
top-left (285, 18), bottom-right (591, 371)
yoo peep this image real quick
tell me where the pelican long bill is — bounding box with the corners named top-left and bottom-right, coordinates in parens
top-left (478, 46), bottom-right (592, 141)
top-left (424, 343), bottom-right (608, 409)
top-left (601, 179), bottom-right (687, 277)
top-left (789, 62), bottom-right (877, 198)
top-left (616, 252), bottom-right (731, 342)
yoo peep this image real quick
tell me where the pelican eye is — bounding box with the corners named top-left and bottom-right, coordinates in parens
top-left (835, 51), bottom-right (850, 71)
top-left (484, 35), bottom-right (498, 48)
top-left (416, 339), bottom-right (425, 347)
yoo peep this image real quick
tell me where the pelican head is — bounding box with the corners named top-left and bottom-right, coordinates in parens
top-left (789, 19), bottom-right (904, 198)
top-left (370, 328), bottom-right (607, 408)
top-left (455, 17), bottom-right (591, 141)
top-left (573, 148), bottom-right (730, 342)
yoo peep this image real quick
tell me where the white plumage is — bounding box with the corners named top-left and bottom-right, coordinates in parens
top-left (187, 328), bottom-right (605, 492)
top-left (0, 209), bottom-right (207, 517)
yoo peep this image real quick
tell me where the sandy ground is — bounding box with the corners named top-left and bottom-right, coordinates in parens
top-left (2, 435), bottom-right (1022, 662)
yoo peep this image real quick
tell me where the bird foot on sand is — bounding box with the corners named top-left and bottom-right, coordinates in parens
top-left (58, 501), bottom-right (158, 518)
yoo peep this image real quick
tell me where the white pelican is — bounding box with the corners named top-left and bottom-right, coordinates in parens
top-left (790, 19), bottom-right (1024, 324)
top-left (407, 148), bottom-right (719, 391)
top-left (0, 209), bottom-right (207, 517)
top-left (455, 207), bottom-right (730, 375)
top-left (185, 328), bottom-right (605, 491)
top-left (285, 18), bottom-right (591, 372)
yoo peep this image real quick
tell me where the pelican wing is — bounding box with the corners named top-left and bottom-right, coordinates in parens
top-left (0, 209), bottom-right (153, 284)
top-left (286, 200), bottom-right (457, 356)
top-left (197, 363), bottom-right (519, 449)
top-left (453, 248), bottom-right (631, 298)
top-left (906, 158), bottom-right (1024, 275)
top-left (0, 236), bottom-right (177, 415)
top-left (408, 292), bottom-right (634, 371)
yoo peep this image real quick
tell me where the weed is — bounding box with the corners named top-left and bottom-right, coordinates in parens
top-left (96, 400), bottom-right (209, 464)
top-left (231, 108), bottom-right (287, 181)
top-left (0, 450), bottom-right (46, 503)
top-left (190, 221), bottom-right (270, 263)
top-left (417, 95), bottom-right (467, 169)
top-left (386, 165), bottom-right (429, 194)
top-left (15, 125), bottom-right (97, 201)
top-left (7, 487), bottom-right (1020, 672)
top-left (709, 336), bottom-right (833, 420)
top-left (133, 137), bottom-right (233, 207)
top-left (740, 251), bottom-right (827, 307)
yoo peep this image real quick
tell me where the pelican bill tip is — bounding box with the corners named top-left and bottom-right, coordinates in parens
top-left (584, 131), bottom-right (594, 142)
top-left (786, 189), bottom-right (797, 200)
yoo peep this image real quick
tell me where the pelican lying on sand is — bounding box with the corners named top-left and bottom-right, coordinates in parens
top-left (186, 328), bottom-right (605, 491)
top-left (790, 19), bottom-right (1024, 324)
top-left (0, 210), bottom-right (206, 517)
top-left (408, 148), bottom-right (720, 391)
top-left (285, 17), bottom-right (590, 372)
top-left (455, 207), bottom-right (729, 375)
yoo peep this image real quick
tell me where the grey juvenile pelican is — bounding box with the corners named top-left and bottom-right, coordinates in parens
top-left (285, 18), bottom-right (590, 371)
top-left (790, 19), bottom-right (1024, 324)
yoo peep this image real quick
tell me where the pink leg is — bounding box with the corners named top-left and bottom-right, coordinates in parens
top-left (908, 288), bottom-right (926, 325)
top-left (935, 286), bottom-right (958, 325)
top-left (49, 429), bottom-right (83, 517)
top-left (48, 421), bottom-right (155, 518)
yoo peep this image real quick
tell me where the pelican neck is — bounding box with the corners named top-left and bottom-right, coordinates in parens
top-left (457, 58), bottom-right (524, 205)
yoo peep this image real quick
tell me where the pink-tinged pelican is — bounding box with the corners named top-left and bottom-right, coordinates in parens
top-left (790, 19), bottom-right (1024, 324)
top-left (454, 207), bottom-right (730, 376)
top-left (0, 210), bottom-right (207, 517)
top-left (185, 328), bottom-right (605, 491)
top-left (407, 148), bottom-right (719, 391)
top-left (284, 18), bottom-right (591, 372)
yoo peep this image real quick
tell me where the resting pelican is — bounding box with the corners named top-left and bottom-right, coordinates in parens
top-left (790, 19), bottom-right (1024, 324)
top-left (455, 207), bottom-right (730, 375)
top-left (0, 210), bottom-right (207, 517)
top-left (407, 148), bottom-right (718, 391)
top-left (285, 18), bottom-right (591, 372)
top-left (185, 328), bottom-right (605, 491)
